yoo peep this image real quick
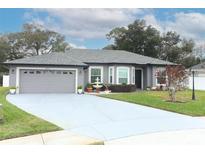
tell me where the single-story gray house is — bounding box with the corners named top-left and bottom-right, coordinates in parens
top-left (188, 62), bottom-right (205, 90)
top-left (4, 49), bottom-right (173, 93)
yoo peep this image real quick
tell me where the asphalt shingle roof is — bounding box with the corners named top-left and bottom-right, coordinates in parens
top-left (5, 52), bottom-right (87, 66)
top-left (5, 49), bottom-right (174, 66)
top-left (191, 62), bottom-right (205, 70)
top-left (67, 49), bottom-right (174, 65)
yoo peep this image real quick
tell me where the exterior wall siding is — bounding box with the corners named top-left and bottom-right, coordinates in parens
top-left (144, 65), bottom-right (167, 89)
top-left (9, 66), bottom-right (16, 87)
top-left (9, 64), bottom-right (167, 92)
top-left (146, 65), bottom-right (152, 88)
top-left (152, 66), bottom-right (166, 87)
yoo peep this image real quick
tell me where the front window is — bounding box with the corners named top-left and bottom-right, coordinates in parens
top-left (90, 67), bottom-right (103, 83)
top-left (117, 67), bottom-right (130, 84)
top-left (109, 67), bottom-right (114, 84)
top-left (156, 70), bottom-right (166, 85)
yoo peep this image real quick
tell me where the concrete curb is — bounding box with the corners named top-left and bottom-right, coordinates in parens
top-left (0, 130), bottom-right (104, 145)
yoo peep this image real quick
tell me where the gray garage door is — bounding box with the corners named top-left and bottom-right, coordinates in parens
top-left (19, 69), bottom-right (76, 93)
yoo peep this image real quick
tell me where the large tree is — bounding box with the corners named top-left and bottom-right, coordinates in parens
top-left (0, 33), bottom-right (25, 61)
top-left (106, 20), bottom-right (162, 58)
top-left (106, 20), bottom-right (200, 68)
top-left (0, 36), bottom-right (9, 73)
top-left (22, 24), bottom-right (70, 56)
top-left (159, 32), bottom-right (198, 67)
top-left (0, 23), bottom-right (70, 61)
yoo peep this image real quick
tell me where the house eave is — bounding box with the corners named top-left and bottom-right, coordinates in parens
top-left (3, 63), bottom-right (87, 68)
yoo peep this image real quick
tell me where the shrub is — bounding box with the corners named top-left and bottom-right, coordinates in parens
top-left (0, 75), bottom-right (2, 86)
top-left (0, 104), bottom-right (3, 123)
top-left (86, 83), bottom-right (93, 88)
top-left (108, 84), bottom-right (136, 92)
top-left (77, 85), bottom-right (82, 89)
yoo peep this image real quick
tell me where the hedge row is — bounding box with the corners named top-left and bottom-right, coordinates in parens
top-left (107, 84), bottom-right (136, 92)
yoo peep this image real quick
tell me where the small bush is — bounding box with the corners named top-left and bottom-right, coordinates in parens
top-left (0, 104), bottom-right (3, 123)
top-left (108, 84), bottom-right (136, 92)
top-left (0, 75), bottom-right (2, 86)
top-left (86, 83), bottom-right (93, 88)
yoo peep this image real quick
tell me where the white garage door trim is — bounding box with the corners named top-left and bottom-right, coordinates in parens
top-left (16, 67), bottom-right (78, 94)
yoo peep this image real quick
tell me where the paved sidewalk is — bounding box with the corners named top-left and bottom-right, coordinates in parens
top-left (0, 131), bottom-right (104, 145)
top-left (105, 129), bottom-right (205, 145)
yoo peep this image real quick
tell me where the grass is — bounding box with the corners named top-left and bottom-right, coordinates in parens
top-left (100, 90), bottom-right (205, 116)
top-left (0, 87), bottom-right (61, 141)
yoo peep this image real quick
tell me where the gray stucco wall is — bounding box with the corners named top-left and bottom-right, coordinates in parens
top-left (144, 65), bottom-right (152, 88)
top-left (9, 66), bottom-right (16, 87)
top-left (9, 64), bottom-right (167, 91)
top-left (142, 65), bottom-right (167, 89)
top-left (152, 66), bottom-right (166, 87)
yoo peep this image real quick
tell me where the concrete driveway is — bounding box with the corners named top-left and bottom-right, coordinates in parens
top-left (7, 94), bottom-right (205, 141)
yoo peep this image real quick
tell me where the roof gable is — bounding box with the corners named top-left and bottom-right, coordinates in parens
top-left (191, 62), bottom-right (205, 70)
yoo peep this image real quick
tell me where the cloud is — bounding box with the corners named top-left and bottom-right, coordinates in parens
top-left (25, 9), bottom-right (205, 48)
top-left (27, 8), bottom-right (143, 40)
top-left (166, 12), bottom-right (205, 42)
top-left (69, 43), bottom-right (87, 49)
top-left (143, 14), bottom-right (163, 32)
top-left (140, 12), bottom-right (205, 46)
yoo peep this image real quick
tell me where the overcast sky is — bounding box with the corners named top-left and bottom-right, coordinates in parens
top-left (1, 8), bottom-right (205, 49)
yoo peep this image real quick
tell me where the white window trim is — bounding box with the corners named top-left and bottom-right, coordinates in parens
top-left (88, 66), bottom-right (103, 83)
top-left (131, 67), bottom-right (135, 84)
top-left (15, 67), bottom-right (78, 94)
top-left (116, 66), bottom-right (130, 84)
top-left (108, 66), bottom-right (114, 84)
top-left (156, 76), bottom-right (167, 87)
top-left (135, 68), bottom-right (143, 89)
top-left (155, 69), bottom-right (167, 87)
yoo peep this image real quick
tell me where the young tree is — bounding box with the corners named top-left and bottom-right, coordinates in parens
top-left (156, 65), bottom-right (187, 102)
top-left (165, 65), bottom-right (187, 102)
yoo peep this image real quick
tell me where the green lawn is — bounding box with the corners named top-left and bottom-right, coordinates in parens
top-left (100, 90), bottom-right (205, 116)
top-left (0, 87), bottom-right (61, 141)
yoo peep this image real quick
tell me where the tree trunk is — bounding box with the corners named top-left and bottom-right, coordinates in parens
top-left (169, 87), bottom-right (176, 102)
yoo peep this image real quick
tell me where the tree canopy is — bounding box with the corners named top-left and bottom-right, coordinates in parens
top-left (0, 23), bottom-right (70, 62)
top-left (0, 23), bottom-right (70, 75)
top-left (22, 24), bottom-right (70, 56)
top-left (107, 20), bottom-right (161, 58)
top-left (106, 19), bottom-right (201, 68)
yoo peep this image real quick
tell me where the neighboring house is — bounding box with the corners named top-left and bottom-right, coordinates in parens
top-left (4, 49), bottom-right (173, 93)
top-left (188, 62), bottom-right (205, 90)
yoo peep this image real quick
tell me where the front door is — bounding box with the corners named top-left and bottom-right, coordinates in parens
top-left (135, 70), bottom-right (142, 89)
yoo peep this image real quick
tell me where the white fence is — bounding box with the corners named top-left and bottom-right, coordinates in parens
top-left (2, 75), bottom-right (9, 87)
top-left (189, 76), bottom-right (205, 90)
